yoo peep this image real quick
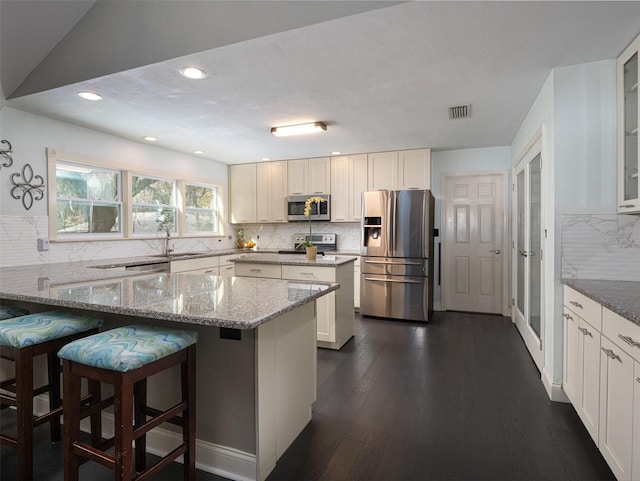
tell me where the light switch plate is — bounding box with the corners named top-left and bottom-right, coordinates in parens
top-left (37, 238), bottom-right (49, 251)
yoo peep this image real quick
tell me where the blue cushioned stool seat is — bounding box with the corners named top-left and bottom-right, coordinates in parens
top-left (0, 305), bottom-right (29, 320)
top-left (60, 324), bottom-right (198, 481)
top-left (0, 310), bottom-right (103, 481)
top-left (0, 310), bottom-right (103, 348)
top-left (58, 324), bottom-right (198, 372)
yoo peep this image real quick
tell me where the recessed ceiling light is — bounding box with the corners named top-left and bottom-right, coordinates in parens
top-left (271, 122), bottom-right (327, 137)
top-left (77, 91), bottom-right (102, 101)
top-left (193, 150), bottom-right (204, 155)
top-left (143, 136), bottom-right (157, 142)
top-left (331, 151), bottom-right (341, 155)
top-left (261, 157), bottom-right (270, 161)
top-left (179, 66), bottom-right (207, 80)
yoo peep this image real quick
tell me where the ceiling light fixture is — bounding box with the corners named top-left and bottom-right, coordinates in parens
top-left (261, 157), bottom-right (270, 161)
top-left (331, 151), bottom-right (341, 155)
top-left (179, 66), bottom-right (207, 80)
top-left (77, 91), bottom-right (102, 101)
top-left (143, 136), bottom-right (157, 142)
top-left (271, 122), bottom-right (327, 137)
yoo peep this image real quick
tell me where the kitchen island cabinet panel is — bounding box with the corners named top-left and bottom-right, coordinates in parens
top-left (235, 255), bottom-right (355, 350)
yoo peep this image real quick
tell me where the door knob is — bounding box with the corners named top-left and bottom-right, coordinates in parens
top-left (490, 249), bottom-right (501, 254)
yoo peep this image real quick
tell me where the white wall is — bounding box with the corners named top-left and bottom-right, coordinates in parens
top-left (510, 59), bottom-right (619, 400)
top-left (0, 107), bottom-right (234, 267)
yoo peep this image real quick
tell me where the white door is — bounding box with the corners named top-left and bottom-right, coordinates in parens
top-left (443, 173), bottom-right (506, 314)
top-left (513, 144), bottom-right (544, 371)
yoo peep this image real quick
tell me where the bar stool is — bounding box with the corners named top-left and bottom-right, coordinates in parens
top-left (0, 310), bottom-right (103, 481)
top-left (58, 324), bottom-right (198, 481)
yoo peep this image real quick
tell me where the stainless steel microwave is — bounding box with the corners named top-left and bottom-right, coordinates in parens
top-left (287, 195), bottom-right (331, 221)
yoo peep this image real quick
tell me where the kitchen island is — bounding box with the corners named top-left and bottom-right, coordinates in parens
top-left (233, 254), bottom-right (356, 350)
top-left (0, 261), bottom-right (338, 481)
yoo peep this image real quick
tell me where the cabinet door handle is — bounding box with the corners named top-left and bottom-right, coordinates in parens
top-left (601, 347), bottom-right (621, 362)
top-left (618, 334), bottom-right (640, 348)
top-left (619, 204), bottom-right (637, 209)
top-left (569, 301), bottom-right (583, 309)
top-left (563, 313), bottom-right (573, 321)
top-left (578, 327), bottom-right (593, 337)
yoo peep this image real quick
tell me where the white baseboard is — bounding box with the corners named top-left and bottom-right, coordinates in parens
top-left (35, 395), bottom-right (257, 481)
top-left (541, 367), bottom-right (570, 403)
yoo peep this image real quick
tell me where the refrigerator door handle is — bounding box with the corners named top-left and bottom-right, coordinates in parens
top-left (364, 277), bottom-right (423, 284)
top-left (364, 260), bottom-right (422, 266)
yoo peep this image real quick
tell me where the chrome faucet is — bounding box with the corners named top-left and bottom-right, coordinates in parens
top-left (164, 229), bottom-right (174, 257)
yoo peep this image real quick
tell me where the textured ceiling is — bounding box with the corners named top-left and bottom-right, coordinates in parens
top-left (4, 1), bottom-right (640, 165)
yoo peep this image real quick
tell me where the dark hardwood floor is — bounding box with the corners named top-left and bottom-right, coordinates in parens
top-left (1, 311), bottom-right (614, 481)
top-left (267, 311), bottom-right (614, 481)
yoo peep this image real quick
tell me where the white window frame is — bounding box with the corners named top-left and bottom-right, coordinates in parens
top-left (129, 172), bottom-right (178, 237)
top-left (47, 148), bottom-right (226, 241)
top-left (182, 181), bottom-right (220, 236)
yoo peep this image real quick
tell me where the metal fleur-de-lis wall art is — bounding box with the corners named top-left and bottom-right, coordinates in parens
top-left (0, 140), bottom-right (13, 168)
top-left (11, 163), bottom-right (46, 211)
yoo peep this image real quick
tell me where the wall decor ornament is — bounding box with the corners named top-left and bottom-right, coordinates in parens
top-left (11, 163), bottom-right (45, 210)
top-left (0, 140), bottom-right (13, 168)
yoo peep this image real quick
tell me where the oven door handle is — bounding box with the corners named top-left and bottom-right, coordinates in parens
top-left (364, 277), bottom-right (423, 284)
top-left (364, 260), bottom-right (422, 266)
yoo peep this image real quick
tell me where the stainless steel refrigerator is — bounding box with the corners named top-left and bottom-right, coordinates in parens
top-left (360, 189), bottom-right (434, 322)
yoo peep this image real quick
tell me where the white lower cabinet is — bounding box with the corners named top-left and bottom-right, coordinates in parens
top-left (564, 284), bottom-right (640, 481)
top-left (235, 261), bottom-right (355, 349)
top-left (599, 335), bottom-right (634, 480)
top-left (562, 289), bottom-right (601, 444)
top-left (169, 256), bottom-right (219, 274)
top-left (353, 257), bottom-right (360, 310)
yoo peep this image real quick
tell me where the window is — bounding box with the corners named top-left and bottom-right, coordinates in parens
top-left (184, 183), bottom-right (218, 234)
top-left (55, 161), bottom-right (122, 234)
top-left (48, 149), bottom-right (223, 240)
top-left (131, 174), bottom-right (177, 234)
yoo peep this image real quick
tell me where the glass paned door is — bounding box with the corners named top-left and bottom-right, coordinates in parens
top-left (514, 149), bottom-right (543, 371)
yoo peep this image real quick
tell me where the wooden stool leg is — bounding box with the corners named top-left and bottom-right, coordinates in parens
top-left (47, 351), bottom-right (62, 442)
top-left (88, 379), bottom-right (102, 446)
top-left (183, 344), bottom-right (197, 481)
top-left (62, 360), bottom-right (81, 481)
top-left (134, 378), bottom-right (147, 473)
top-left (16, 347), bottom-right (34, 481)
top-left (114, 374), bottom-right (134, 481)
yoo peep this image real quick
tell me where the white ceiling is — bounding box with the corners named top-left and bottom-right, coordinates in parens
top-left (4, 1), bottom-right (640, 165)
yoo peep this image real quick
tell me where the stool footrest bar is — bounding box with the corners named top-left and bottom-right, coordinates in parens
top-left (136, 402), bottom-right (186, 439)
top-left (136, 443), bottom-right (187, 481)
top-left (72, 441), bottom-right (115, 469)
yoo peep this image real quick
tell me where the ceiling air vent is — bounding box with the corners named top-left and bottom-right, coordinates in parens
top-left (448, 104), bottom-right (471, 120)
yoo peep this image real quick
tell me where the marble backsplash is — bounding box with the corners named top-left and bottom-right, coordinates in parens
top-left (236, 222), bottom-right (361, 252)
top-left (561, 214), bottom-right (640, 281)
top-left (0, 215), bottom-right (235, 268)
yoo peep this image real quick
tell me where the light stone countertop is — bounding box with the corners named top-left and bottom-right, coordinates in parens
top-left (231, 253), bottom-right (357, 266)
top-left (0, 262), bottom-right (338, 329)
top-left (563, 279), bottom-right (640, 326)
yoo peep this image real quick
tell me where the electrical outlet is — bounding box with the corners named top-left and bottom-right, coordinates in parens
top-left (37, 238), bottom-right (49, 251)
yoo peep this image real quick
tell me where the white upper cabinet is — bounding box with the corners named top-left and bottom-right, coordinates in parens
top-left (257, 161), bottom-right (288, 223)
top-left (330, 154), bottom-right (367, 222)
top-left (287, 157), bottom-right (330, 195)
top-left (618, 35), bottom-right (640, 213)
top-left (398, 148), bottom-right (431, 190)
top-left (229, 163), bottom-right (256, 224)
top-left (368, 148), bottom-right (431, 191)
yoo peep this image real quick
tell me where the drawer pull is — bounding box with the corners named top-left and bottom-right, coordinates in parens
top-left (249, 269), bottom-right (262, 273)
top-left (578, 327), bottom-right (593, 337)
top-left (563, 313), bottom-right (573, 321)
top-left (569, 301), bottom-right (583, 309)
top-left (300, 272), bottom-right (315, 276)
top-left (619, 204), bottom-right (636, 209)
top-left (601, 347), bottom-right (622, 362)
top-left (618, 334), bottom-right (640, 348)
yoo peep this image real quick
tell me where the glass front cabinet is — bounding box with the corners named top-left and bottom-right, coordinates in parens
top-left (618, 36), bottom-right (640, 214)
